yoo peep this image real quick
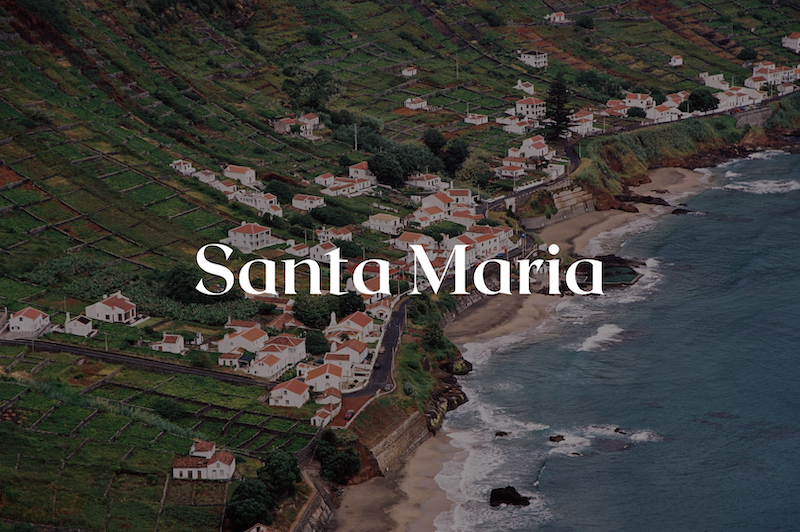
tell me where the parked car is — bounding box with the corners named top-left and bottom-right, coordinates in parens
top-left (374, 362), bottom-right (381, 369)
top-left (384, 384), bottom-right (391, 392)
top-left (344, 409), bottom-right (355, 420)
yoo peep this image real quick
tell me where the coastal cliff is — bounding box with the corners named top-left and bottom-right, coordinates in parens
top-left (425, 353), bottom-right (473, 432)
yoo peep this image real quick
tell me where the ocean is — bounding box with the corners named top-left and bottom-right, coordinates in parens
top-left (435, 151), bottom-right (800, 531)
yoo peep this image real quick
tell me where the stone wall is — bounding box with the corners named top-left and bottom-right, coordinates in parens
top-left (369, 411), bottom-right (430, 475)
top-left (735, 106), bottom-right (772, 129)
top-left (522, 186), bottom-right (595, 231)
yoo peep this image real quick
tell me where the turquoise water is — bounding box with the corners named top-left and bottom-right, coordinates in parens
top-left (436, 151), bottom-right (800, 531)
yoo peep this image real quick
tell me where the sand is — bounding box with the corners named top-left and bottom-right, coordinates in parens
top-left (330, 166), bottom-right (708, 532)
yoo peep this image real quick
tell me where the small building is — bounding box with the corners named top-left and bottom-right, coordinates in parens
top-left (85, 292), bottom-right (136, 324)
top-left (226, 222), bottom-right (281, 253)
top-left (516, 97), bottom-right (546, 119)
top-left (464, 113), bottom-right (488, 125)
top-left (193, 169), bottom-right (216, 183)
top-left (349, 161), bottom-right (376, 184)
top-left (311, 403), bottom-right (341, 428)
top-left (64, 313), bottom-right (93, 337)
top-left (315, 226), bottom-right (352, 243)
top-left (309, 242), bottom-right (338, 264)
top-left (292, 194), bottom-right (325, 211)
top-left (218, 348), bottom-right (245, 369)
top-left (405, 173), bottom-right (447, 191)
top-left (514, 79), bottom-right (535, 95)
top-left (669, 55), bottom-right (683, 67)
top-left (401, 66), bottom-right (417, 77)
top-left (782, 32), bottom-right (800, 54)
top-left (624, 93), bottom-right (654, 109)
top-left (268, 378), bottom-right (310, 408)
top-left (698, 73), bottom-right (729, 91)
top-left (330, 338), bottom-right (369, 364)
top-left (223, 165), bottom-right (257, 186)
top-left (9, 307), bottom-right (50, 333)
top-left (172, 442), bottom-right (235, 480)
top-left (315, 173), bottom-right (336, 187)
top-left (298, 112), bottom-right (321, 131)
top-left (305, 363), bottom-right (343, 392)
top-left (170, 159), bottom-right (195, 176)
top-left (495, 165), bottom-right (525, 179)
top-left (152, 333), bottom-right (185, 355)
top-left (544, 11), bottom-right (566, 23)
top-left (404, 97), bottom-right (428, 110)
top-left (519, 50), bottom-right (548, 68)
top-left (232, 191), bottom-right (279, 215)
top-left (248, 353), bottom-right (288, 380)
top-left (363, 213), bottom-right (403, 235)
top-left (285, 242), bottom-right (310, 257)
top-left (393, 231), bottom-right (436, 251)
top-left (217, 326), bottom-right (270, 354)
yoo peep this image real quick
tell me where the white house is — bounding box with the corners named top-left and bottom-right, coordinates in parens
top-left (9, 307), bottom-right (50, 333)
top-left (502, 116), bottom-right (538, 135)
top-left (404, 97), bottom-right (428, 110)
top-left (298, 112), bottom-right (321, 131)
top-left (330, 338), bottom-right (369, 364)
top-left (495, 165), bottom-right (525, 179)
top-left (421, 192), bottom-right (456, 216)
top-left (223, 165), bottom-right (257, 186)
top-left (323, 354), bottom-right (353, 378)
top-left (309, 242), bottom-right (338, 264)
top-left (269, 378), bottom-right (310, 407)
top-left (233, 191), bottom-right (278, 215)
top-left (170, 159), bottom-right (195, 176)
top-left (544, 11), bottom-right (566, 23)
top-left (464, 113), bottom-right (488, 125)
top-left (349, 161), bottom-right (375, 184)
top-left (363, 213), bottom-right (403, 235)
top-left (218, 348), bottom-right (244, 369)
top-left (393, 231), bottom-right (436, 251)
top-left (85, 292), bottom-right (136, 324)
top-left (285, 242), bottom-right (310, 257)
top-left (515, 97), bottom-right (546, 119)
top-left (624, 93), bottom-right (654, 109)
top-left (405, 173), bottom-right (447, 191)
top-left (326, 311), bottom-right (375, 340)
top-left (669, 55), bottom-right (683, 67)
top-left (569, 109), bottom-right (595, 135)
top-left (211, 179), bottom-right (237, 195)
top-left (408, 205), bottom-right (444, 228)
top-left (172, 442), bottom-right (235, 480)
top-left (292, 194), bottom-right (325, 211)
top-left (646, 104), bottom-right (677, 122)
top-left (401, 66), bottom-right (417, 77)
top-left (217, 326), bottom-right (270, 354)
top-left (519, 50), bottom-right (548, 68)
top-left (64, 313), bottom-right (93, 337)
top-left (315, 173), bottom-right (336, 187)
top-left (311, 403), bottom-right (341, 428)
top-left (510, 135), bottom-right (553, 159)
top-left (193, 169), bottom-right (216, 183)
top-left (305, 363), bottom-right (343, 392)
top-left (151, 333), bottom-right (185, 355)
top-left (315, 226), bottom-right (352, 243)
top-left (782, 32), bottom-right (800, 54)
top-left (225, 222), bottom-right (281, 253)
top-left (259, 334), bottom-right (306, 366)
top-left (514, 79), bottom-right (535, 95)
top-left (248, 353), bottom-right (288, 380)
top-left (699, 73), bottom-right (729, 91)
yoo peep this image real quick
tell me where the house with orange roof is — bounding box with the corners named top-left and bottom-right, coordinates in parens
top-left (218, 348), bottom-right (245, 369)
top-left (544, 11), bottom-right (566, 23)
top-left (323, 353), bottom-right (354, 378)
top-left (669, 55), bottom-right (682, 67)
top-left (315, 172), bottom-right (336, 187)
top-left (393, 231), bottom-right (436, 252)
top-left (248, 352), bottom-right (288, 380)
top-left (285, 241), bottom-right (309, 257)
top-left (348, 161), bottom-right (376, 184)
top-left (224, 221), bottom-right (281, 253)
top-left (292, 194), bottom-right (325, 211)
top-left (232, 191), bottom-right (279, 216)
top-left (259, 334), bottom-right (306, 365)
top-left (223, 164), bottom-right (257, 185)
top-left (515, 96), bottom-right (546, 119)
top-left (782, 32), bottom-right (800, 54)
top-left (266, 312), bottom-right (306, 330)
top-left (304, 363), bottom-right (343, 392)
top-left (464, 113), bottom-right (488, 125)
top-left (311, 403), bottom-right (341, 427)
top-left (405, 173), bottom-right (448, 192)
top-left (646, 104), bottom-right (678, 123)
top-left (309, 241), bottom-right (338, 264)
top-left (170, 159), bottom-right (195, 176)
top-left (363, 213), bottom-right (404, 235)
top-left (211, 178), bottom-right (237, 194)
top-left (514, 79), bottom-right (536, 95)
top-left (329, 338), bottom-right (369, 364)
top-left (298, 112), bottom-right (321, 130)
top-left (404, 96), bottom-right (428, 110)
top-left (217, 326), bottom-right (269, 354)
top-left (315, 226), bottom-right (352, 243)
top-left (448, 210), bottom-right (484, 227)
top-left (624, 93), bottom-right (655, 109)
top-left (442, 234), bottom-right (479, 265)
top-left (63, 313), bottom-right (94, 337)
top-left (8, 307), bottom-right (50, 333)
top-left (193, 169), bottom-right (216, 183)
top-left (269, 378), bottom-right (310, 407)
top-left (366, 299), bottom-right (392, 320)
top-left (85, 291), bottom-right (137, 324)
top-left (325, 311), bottom-right (376, 341)
top-left (401, 65), bottom-right (417, 77)
top-left (173, 441), bottom-right (235, 480)
top-left (151, 333), bottom-right (185, 355)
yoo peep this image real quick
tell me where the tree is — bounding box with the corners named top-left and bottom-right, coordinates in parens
top-left (422, 128), bottom-right (447, 156)
top-left (442, 139), bottom-right (470, 176)
top-left (263, 180), bottom-right (293, 204)
top-left (544, 72), bottom-right (571, 142)
top-left (575, 15), bottom-right (595, 29)
top-left (456, 149), bottom-right (492, 187)
top-left (333, 239), bottom-right (362, 259)
top-left (290, 123), bottom-right (302, 134)
top-left (315, 429), bottom-right (361, 484)
top-left (687, 87), bottom-right (719, 112)
top-left (423, 322), bottom-right (444, 350)
top-left (737, 47), bottom-right (757, 61)
top-left (368, 152), bottom-right (405, 188)
top-left (338, 290), bottom-right (366, 317)
top-left (258, 302), bottom-right (277, 315)
top-left (627, 107), bottom-right (646, 118)
top-left (189, 352), bottom-right (213, 369)
top-left (160, 263), bottom-right (240, 305)
top-left (306, 28), bottom-right (323, 46)
top-left (305, 329), bottom-right (330, 356)
top-left (258, 451), bottom-right (302, 498)
top-left (310, 206), bottom-right (355, 226)
top-left (292, 292), bottom-right (339, 329)
top-left (226, 479), bottom-right (276, 531)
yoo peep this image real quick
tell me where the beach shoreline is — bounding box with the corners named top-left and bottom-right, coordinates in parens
top-left (330, 166), bottom-right (709, 532)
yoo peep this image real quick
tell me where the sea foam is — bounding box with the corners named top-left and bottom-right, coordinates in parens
top-left (722, 179), bottom-right (800, 195)
top-left (577, 324), bottom-right (624, 352)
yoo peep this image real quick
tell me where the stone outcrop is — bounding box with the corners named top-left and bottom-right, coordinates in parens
top-left (490, 486), bottom-right (530, 506)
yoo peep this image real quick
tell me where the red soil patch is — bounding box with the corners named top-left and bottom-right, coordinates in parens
top-left (0, 165), bottom-right (24, 186)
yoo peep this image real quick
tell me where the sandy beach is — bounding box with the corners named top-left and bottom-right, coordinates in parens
top-left (331, 166), bottom-right (708, 532)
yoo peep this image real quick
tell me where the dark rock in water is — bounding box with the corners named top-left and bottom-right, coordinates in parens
top-left (614, 427), bottom-right (626, 435)
top-left (706, 411), bottom-right (740, 420)
top-left (495, 431), bottom-right (509, 437)
top-left (571, 452), bottom-right (582, 456)
top-left (549, 435), bottom-right (564, 442)
top-left (490, 486), bottom-right (530, 507)
top-left (671, 208), bottom-right (692, 215)
top-left (616, 193), bottom-right (670, 206)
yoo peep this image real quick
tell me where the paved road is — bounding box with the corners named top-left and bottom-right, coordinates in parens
top-left (0, 338), bottom-right (270, 387)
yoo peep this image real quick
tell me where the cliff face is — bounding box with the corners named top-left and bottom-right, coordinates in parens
top-left (424, 351), bottom-right (472, 432)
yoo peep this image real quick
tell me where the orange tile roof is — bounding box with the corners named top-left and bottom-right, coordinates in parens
top-left (209, 451), bottom-right (235, 465)
top-left (231, 223), bottom-right (270, 235)
top-left (102, 295), bottom-right (135, 312)
top-left (272, 378), bottom-right (309, 395)
top-left (12, 307), bottom-right (48, 321)
top-left (240, 327), bottom-right (269, 342)
top-left (350, 162), bottom-right (369, 170)
top-left (336, 339), bottom-right (368, 353)
top-left (193, 440), bottom-right (215, 453)
top-left (342, 311), bottom-right (372, 328)
top-left (307, 363), bottom-right (342, 380)
top-left (226, 165), bottom-right (252, 174)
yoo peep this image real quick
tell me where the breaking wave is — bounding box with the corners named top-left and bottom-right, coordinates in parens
top-left (722, 179), bottom-right (800, 195)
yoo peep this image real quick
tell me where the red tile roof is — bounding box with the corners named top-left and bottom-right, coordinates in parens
top-left (272, 378), bottom-right (309, 396)
top-left (350, 162), bottom-right (369, 170)
top-left (231, 223), bottom-right (270, 235)
top-left (336, 339), bottom-right (368, 353)
top-left (342, 311), bottom-right (372, 328)
top-left (12, 307), bottom-right (48, 321)
top-left (209, 451), bottom-right (235, 465)
top-left (306, 363), bottom-right (342, 380)
top-left (226, 165), bottom-right (252, 174)
top-left (102, 295), bottom-right (135, 312)
top-left (193, 440), bottom-right (216, 453)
